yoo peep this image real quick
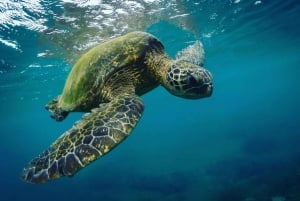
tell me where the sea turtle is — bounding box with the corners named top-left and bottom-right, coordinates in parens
top-left (21, 31), bottom-right (213, 183)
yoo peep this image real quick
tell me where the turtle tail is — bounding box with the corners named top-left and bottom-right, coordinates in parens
top-left (45, 96), bottom-right (69, 121)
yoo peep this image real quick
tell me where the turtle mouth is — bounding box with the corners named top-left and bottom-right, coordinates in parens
top-left (187, 83), bottom-right (213, 98)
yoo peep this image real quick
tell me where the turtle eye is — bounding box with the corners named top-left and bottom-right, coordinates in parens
top-left (186, 72), bottom-right (198, 86)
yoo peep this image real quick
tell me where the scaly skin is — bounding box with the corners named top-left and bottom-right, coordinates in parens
top-left (22, 94), bottom-right (143, 183)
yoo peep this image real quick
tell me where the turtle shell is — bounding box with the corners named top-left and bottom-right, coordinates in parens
top-left (58, 31), bottom-right (164, 111)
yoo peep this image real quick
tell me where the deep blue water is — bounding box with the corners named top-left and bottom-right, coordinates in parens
top-left (1, 0), bottom-right (300, 200)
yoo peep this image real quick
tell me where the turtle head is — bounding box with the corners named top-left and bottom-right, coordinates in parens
top-left (163, 60), bottom-right (213, 99)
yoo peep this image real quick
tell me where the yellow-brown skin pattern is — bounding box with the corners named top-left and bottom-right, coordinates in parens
top-left (23, 93), bottom-right (143, 183)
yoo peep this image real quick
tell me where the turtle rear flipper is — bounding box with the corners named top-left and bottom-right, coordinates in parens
top-left (22, 94), bottom-right (144, 183)
top-left (45, 96), bottom-right (69, 121)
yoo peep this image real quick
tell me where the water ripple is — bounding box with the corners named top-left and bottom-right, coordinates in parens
top-left (0, 0), bottom-right (47, 31)
top-left (0, 0), bottom-right (299, 72)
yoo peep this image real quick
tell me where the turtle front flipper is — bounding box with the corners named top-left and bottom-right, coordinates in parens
top-left (22, 94), bottom-right (143, 184)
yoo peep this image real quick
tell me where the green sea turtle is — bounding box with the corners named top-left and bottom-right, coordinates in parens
top-left (21, 31), bottom-right (213, 183)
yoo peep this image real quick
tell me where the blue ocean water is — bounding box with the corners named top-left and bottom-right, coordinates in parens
top-left (1, 0), bottom-right (300, 200)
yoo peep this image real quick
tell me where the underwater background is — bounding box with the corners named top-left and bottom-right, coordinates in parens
top-left (1, 0), bottom-right (300, 200)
